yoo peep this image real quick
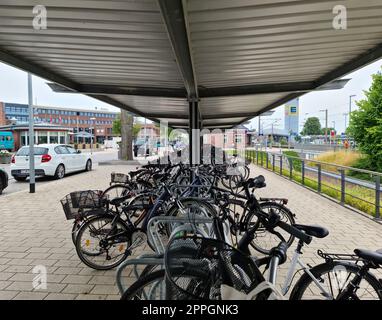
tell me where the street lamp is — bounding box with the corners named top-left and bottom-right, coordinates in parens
top-left (90, 117), bottom-right (96, 154)
top-left (349, 95), bottom-right (356, 124)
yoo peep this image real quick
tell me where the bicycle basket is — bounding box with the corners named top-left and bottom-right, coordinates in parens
top-left (164, 235), bottom-right (264, 300)
top-left (60, 190), bottom-right (105, 220)
top-left (111, 172), bottom-right (129, 184)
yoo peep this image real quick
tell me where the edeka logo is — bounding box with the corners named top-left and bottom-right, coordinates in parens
top-left (332, 5), bottom-right (347, 30)
top-left (32, 5), bottom-right (47, 30)
top-left (32, 265), bottom-right (47, 290)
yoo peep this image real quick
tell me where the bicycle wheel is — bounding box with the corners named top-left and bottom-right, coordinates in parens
top-left (121, 268), bottom-right (211, 300)
top-left (290, 261), bottom-right (382, 300)
top-left (245, 202), bottom-right (295, 255)
top-left (102, 184), bottom-right (131, 200)
top-left (75, 215), bottom-right (131, 270)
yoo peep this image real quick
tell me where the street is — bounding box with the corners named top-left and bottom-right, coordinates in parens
top-left (0, 148), bottom-right (119, 195)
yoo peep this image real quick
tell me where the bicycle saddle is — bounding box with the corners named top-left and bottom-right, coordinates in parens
top-left (129, 169), bottom-right (145, 178)
top-left (293, 224), bottom-right (329, 238)
top-left (109, 194), bottom-right (131, 206)
top-left (354, 249), bottom-right (382, 265)
top-left (247, 175), bottom-right (266, 189)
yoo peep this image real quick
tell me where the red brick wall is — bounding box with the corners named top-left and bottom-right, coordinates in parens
top-left (0, 102), bottom-right (6, 125)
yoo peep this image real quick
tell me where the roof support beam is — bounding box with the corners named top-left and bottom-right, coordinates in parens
top-left (157, 0), bottom-right (198, 99)
top-left (47, 79), bottom-right (348, 98)
top-left (47, 82), bottom-right (187, 98)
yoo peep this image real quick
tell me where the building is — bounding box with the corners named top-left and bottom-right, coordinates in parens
top-left (0, 102), bottom-right (119, 144)
top-left (203, 125), bottom-right (257, 148)
top-left (0, 123), bottom-right (72, 151)
top-left (284, 98), bottom-right (300, 138)
top-left (136, 123), bottom-right (160, 144)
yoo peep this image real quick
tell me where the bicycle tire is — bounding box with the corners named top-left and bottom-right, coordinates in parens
top-left (120, 268), bottom-right (211, 300)
top-left (290, 260), bottom-right (382, 300)
top-left (75, 214), bottom-right (131, 270)
top-left (245, 202), bottom-right (295, 255)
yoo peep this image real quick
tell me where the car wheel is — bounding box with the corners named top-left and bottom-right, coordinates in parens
top-left (14, 176), bottom-right (27, 182)
top-left (85, 159), bottom-right (92, 171)
top-left (54, 164), bottom-right (65, 180)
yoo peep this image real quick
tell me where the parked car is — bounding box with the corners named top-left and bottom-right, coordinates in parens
top-left (11, 144), bottom-right (92, 181)
top-left (0, 167), bottom-right (8, 194)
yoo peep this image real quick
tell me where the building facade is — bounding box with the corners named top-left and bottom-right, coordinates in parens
top-left (0, 123), bottom-right (72, 151)
top-left (1, 102), bottom-right (119, 143)
top-left (284, 98), bottom-right (300, 138)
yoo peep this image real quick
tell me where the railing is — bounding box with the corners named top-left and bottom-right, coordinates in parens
top-left (243, 149), bottom-right (381, 220)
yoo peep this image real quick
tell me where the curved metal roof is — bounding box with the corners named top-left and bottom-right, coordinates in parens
top-left (0, 0), bottom-right (381, 128)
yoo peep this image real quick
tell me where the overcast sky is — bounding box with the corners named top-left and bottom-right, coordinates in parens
top-left (1, 57), bottom-right (381, 134)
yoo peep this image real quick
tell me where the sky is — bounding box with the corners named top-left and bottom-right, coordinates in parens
top-left (1, 57), bottom-right (381, 134)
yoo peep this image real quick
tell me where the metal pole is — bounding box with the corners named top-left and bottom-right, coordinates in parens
top-left (301, 160), bottom-right (305, 185)
top-left (289, 158), bottom-right (293, 180)
top-left (317, 164), bottom-right (322, 193)
top-left (272, 154), bottom-right (275, 172)
top-left (266, 152), bottom-right (269, 169)
top-left (28, 73), bottom-right (35, 193)
top-left (279, 155), bottom-right (283, 175)
top-left (375, 175), bottom-right (381, 219)
top-left (340, 169), bottom-right (346, 205)
top-left (144, 117), bottom-right (147, 159)
top-left (325, 109), bottom-right (328, 144)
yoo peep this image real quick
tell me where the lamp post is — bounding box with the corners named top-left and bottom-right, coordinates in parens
top-left (320, 109), bottom-right (328, 144)
top-left (349, 95), bottom-right (356, 124)
top-left (90, 117), bottom-right (96, 154)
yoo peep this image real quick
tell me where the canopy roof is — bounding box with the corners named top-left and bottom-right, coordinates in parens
top-left (1, 0), bottom-right (381, 129)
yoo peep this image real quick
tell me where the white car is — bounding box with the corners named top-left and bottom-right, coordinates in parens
top-left (11, 144), bottom-right (92, 181)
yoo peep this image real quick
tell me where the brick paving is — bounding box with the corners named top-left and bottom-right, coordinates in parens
top-left (0, 163), bottom-right (380, 300)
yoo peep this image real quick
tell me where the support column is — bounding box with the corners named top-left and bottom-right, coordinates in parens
top-left (189, 100), bottom-right (200, 166)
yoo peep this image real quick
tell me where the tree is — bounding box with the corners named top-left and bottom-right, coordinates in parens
top-left (120, 110), bottom-right (133, 160)
top-left (301, 117), bottom-right (321, 135)
top-left (113, 114), bottom-right (141, 138)
top-left (348, 69), bottom-right (382, 172)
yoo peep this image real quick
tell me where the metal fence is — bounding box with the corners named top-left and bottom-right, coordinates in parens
top-left (243, 150), bottom-right (381, 220)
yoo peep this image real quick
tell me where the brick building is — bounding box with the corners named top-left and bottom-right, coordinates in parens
top-left (1, 102), bottom-right (119, 143)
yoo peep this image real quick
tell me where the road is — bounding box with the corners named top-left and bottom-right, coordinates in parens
top-left (0, 149), bottom-right (119, 195)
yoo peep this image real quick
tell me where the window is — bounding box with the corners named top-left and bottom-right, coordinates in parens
top-left (49, 132), bottom-right (59, 144)
top-left (38, 133), bottom-right (48, 144)
top-left (17, 147), bottom-right (48, 156)
top-left (235, 135), bottom-right (242, 143)
top-left (55, 146), bottom-right (68, 154)
top-left (66, 146), bottom-right (77, 154)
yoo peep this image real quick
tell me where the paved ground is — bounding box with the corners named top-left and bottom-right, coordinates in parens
top-left (0, 163), bottom-right (380, 300)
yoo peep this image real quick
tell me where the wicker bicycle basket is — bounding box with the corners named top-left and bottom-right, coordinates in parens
top-left (111, 172), bottom-right (129, 184)
top-left (60, 190), bottom-right (105, 220)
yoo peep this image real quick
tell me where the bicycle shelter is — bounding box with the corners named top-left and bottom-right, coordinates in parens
top-left (1, 0), bottom-right (382, 165)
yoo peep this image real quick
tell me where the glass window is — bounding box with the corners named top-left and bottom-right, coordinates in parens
top-left (17, 147), bottom-right (48, 156)
top-left (55, 146), bottom-right (68, 154)
top-left (37, 132), bottom-right (48, 144)
top-left (49, 132), bottom-right (59, 144)
top-left (59, 134), bottom-right (66, 144)
top-left (66, 146), bottom-right (77, 154)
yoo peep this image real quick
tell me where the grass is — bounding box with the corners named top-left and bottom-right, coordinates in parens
top-left (245, 150), bottom-right (378, 217)
top-left (313, 150), bottom-right (363, 173)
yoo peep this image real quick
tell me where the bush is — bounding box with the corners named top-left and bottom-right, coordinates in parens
top-left (283, 150), bottom-right (302, 172)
